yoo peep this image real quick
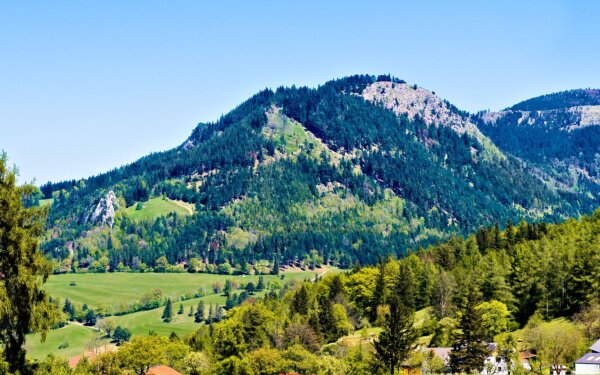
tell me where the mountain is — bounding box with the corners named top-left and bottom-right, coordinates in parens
top-left (476, 89), bottom-right (600, 201)
top-left (38, 75), bottom-right (597, 273)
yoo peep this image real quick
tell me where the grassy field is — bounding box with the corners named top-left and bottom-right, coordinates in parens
top-left (39, 198), bottom-right (54, 207)
top-left (25, 324), bottom-right (107, 360)
top-left (124, 197), bottom-right (193, 220)
top-left (110, 294), bottom-right (227, 337)
top-left (45, 270), bottom-right (322, 310)
top-left (30, 268), bottom-right (335, 360)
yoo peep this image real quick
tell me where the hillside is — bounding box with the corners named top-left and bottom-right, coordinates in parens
top-left (38, 75), bottom-right (598, 273)
top-left (477, 89), bottom-right (600, 201)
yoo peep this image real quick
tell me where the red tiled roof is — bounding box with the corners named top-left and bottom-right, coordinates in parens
top-left (147, 365), bottom-right (182, 375)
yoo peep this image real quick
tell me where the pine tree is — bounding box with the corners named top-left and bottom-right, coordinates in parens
top-left (257, 275), bottom-right (265, 290)
top-left (208, 303), bottom-right (215, 323)
top-left (291, 285), bottom-right (309, 315)
top-left (223, 279), bottom-right (232, 297)
top-left (162, 298), bottom-right (173, 323)
top-left (216, 306), bottom-right (225, 321)
top-left (396, 262), bottom-right (416, 309)
top-left (374, 293), bottom-right (417, 375)
top-left (271, 252), bottom-right (280, 275)
top-left (194, 301), bottom-right (205, 323)
top-left (0, 156), bottom-right (59, 373)
top-left (188, 305), bottom-right (194, 317)
top-left (178, 303), bottom-right (184, 315)
top-left (449, 285), bottom-right (490, 373)
top-left (370, 259), bottom-right (386, 322)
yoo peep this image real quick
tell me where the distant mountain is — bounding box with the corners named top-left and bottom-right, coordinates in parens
top-left (38, 76), bottom-right (598, 273)
top-left (476, 89), bottom-right (600, 202)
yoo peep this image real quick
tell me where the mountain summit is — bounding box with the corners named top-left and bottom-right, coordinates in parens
top-left (39, 75), bottom-right (599, 272)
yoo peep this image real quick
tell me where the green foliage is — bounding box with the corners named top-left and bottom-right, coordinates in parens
top-left (374, 293), bottom-right (417, 375)
top-left (0, 156), bottom-right (60, 373)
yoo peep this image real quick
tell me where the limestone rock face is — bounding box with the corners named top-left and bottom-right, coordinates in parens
top-left (87, 190), bottom-right (118, 227)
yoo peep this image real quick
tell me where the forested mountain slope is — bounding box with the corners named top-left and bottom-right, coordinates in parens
top-left (477, 89), bottom-right (600, 200)
top-left (37, 76), bottom-right (598, 273)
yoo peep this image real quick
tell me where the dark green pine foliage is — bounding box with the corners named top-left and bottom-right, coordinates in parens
top-left (256, 276), bottom-right (265, 291)
top-left (370, 259), bottom-right (386, 322)
top-left (374, 293), bottom-right (417, 375)
top-left (291, 285), bottom-right (309, 315)
top-left (396, 262), bottom-right (416, 309)
top-left (177, 303), bottom-right (184, 315)
top-left (162, 298), bottom-right (173, 323)
top-left (449, 285), bottom-right (490, 374)
top-left (194, 301), bottom-right (205, 323)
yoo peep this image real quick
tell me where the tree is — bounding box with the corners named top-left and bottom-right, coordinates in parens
top-left (271, 252), bottom-right (280, 275)
top-left (117, 336), bottom-right (166, 375)
top-left (195, 301), bottom-right (205, 323)
top-left (98, 318), bottom-right (116, 337)
top-left (374, 293), bottom-right (417, 375)
top-left (182, 351), bottom-right (211, 375)
top-left (291, 284), bottom-right (310, 315)
top-left (154, 256), bottom-right (169, 273)
top-left (84, 309), bottom-right (97, 326)
top-left (162, 298), bottom-right (173, 323)
top-left (524, 319), bottom-right (585, 375)
top-left (178, 303), bottom-right (184, 315)
top-left (449, 285), bottom-right (490, 374)
top-left (246, 282), bottom-right (256, 295)
top-left (370, 259), bottom-right (386, 322)
top-left (257, 276), bottom-right (265, 291)
top-left (0, 155), bottom-right (59, 373)
top-left (63, 299), bottom-right (76, 320)
top-left (188, 305), bottom-right (194, 317)
top-left (475, 300), bottom-right (511, 340)
top-left (113, 326), bottom-right (132, 344)
top-left (396, 262), bottom-right (416, 309)
top-left (224, 279), bottom-right (233, 297)
top-left (432, 271), bottom-right (456, 319)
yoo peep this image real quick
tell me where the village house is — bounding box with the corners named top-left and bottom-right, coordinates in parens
top-left (575, 339), bottom-right (600, 375)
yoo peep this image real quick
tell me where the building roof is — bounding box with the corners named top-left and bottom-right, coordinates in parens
top-left (519, 351), bottom-right (537, 361)
top-left (424, 347), bottom-right (452, 361)
top-left (147, 365), bottom-right (182, 375)
top-left (591, 339), bottom-right (600, 353)
top-left (576, 354), bottom-right (600, 365)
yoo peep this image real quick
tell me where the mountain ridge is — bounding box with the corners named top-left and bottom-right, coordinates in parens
top-left (37, 75), bottom-right (600, 272)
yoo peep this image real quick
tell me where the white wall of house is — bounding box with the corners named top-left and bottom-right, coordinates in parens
top-left (576, 363), bottom-right (600, 375)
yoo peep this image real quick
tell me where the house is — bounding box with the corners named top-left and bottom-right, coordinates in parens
top-left (519, 351), bottom-right (537, 371)
top-left (575, 339), bottom-right (600, 375)
top-left (575, 354), bottom-right (600, 375)
top-left (68, 343), bottom-right (117, 368)
top-left (591, 339), bottom-right (600, 353)
top-left (146, 365), bottom-right (182, 375)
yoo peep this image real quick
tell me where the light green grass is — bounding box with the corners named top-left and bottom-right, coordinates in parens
top-left (111, 294), bottom-right (227, 337)
top-left (39, 198), bottom-right (53, 207)
top-left (25, 324), bottom-right (106, 361)
top-left (46, 271), bottom-right (318, 311)
top-left (124, 197), bottom-right (192, 221)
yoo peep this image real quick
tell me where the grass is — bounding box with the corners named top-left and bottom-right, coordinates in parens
top-left (30, 269), bottom-right (332, 359)
top-left (124, 197), bottom-right (192, 221)
top-left (25, 324), bottom-right (106, 361)
top-left (45, 271), bottom-right (320, 311)
top-left (110, 294), bottom-right (227, 337)
top-left (39, 198), bottom-right (53, 207)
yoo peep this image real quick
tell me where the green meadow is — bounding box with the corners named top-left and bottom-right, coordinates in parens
top-left (25, 324), bottom-right (107, 361)
top-left (27, 269), bottom-right (335, 360)
top-left (45, 270), bottom-right (318, 310)
top-left (124, 197), bottom-right (193, 220)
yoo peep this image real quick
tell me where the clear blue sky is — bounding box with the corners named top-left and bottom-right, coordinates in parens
top-left (2, 1), bottom-right (599, 184)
